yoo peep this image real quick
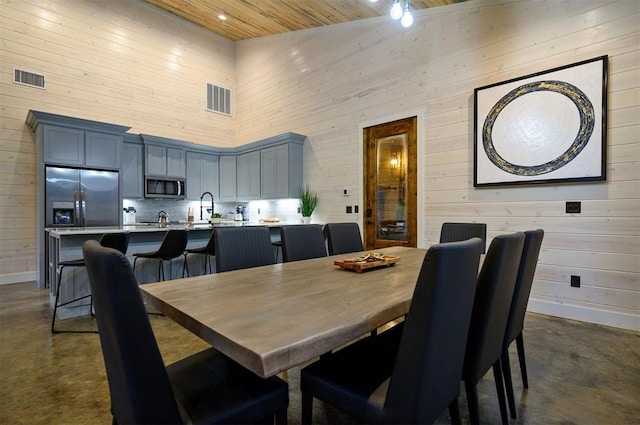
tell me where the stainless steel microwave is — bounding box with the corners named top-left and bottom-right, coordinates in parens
top-left (144, 177), bottom-right (185, 199)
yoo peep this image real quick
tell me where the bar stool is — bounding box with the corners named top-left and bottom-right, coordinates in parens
top-left (51, 232), bottom-right (129, 334)
top-left (133, 230), bottom-right (188, 281)
top-left (272, 239), bottom-right (282, 263)
top-left (182, 230), bottom-right (215, 276)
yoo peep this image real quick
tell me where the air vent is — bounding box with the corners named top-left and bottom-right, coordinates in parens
top-left (13, 68), bottom-right (45, 89)
top-left (206, 83), bottom-right (231, 115)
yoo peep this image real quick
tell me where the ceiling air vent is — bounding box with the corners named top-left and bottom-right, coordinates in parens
top-left (13, 68), bottom-right (45, 89)
top-left (206, 83), bottom-right (231, 116)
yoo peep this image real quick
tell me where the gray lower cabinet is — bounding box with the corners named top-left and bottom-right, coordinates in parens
top-left (122, 142), bottom-right (144, 198)
top-left (146, 144), bottom-right (185, 178)
top-left (218, 156), bottom-right (237, 201)
top-left (237, 151), bottom-right (261, 200)
top-left (186, 151), bottom-right (219, 201)
top-left (42, 126), bottom-right (122, 169)
top-left (260, 143), bottom-right (302, 199)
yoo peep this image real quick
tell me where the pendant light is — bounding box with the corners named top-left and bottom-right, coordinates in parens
top-left (390, 0), bottom-right (403, 20)
top-left (400, 0), bottom-right (414, 28)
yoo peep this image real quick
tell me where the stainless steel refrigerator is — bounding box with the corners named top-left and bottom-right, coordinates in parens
top-left (45, 166), bottom-right (119, 227)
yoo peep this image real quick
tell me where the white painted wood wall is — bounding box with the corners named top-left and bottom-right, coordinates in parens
top-left (0, 0), bottom-right (638, 330)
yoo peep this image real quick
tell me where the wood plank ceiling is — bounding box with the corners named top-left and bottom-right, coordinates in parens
top-left (144, 0), bottom-right (467, 41)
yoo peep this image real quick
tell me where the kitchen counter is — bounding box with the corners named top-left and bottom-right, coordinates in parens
top-left (45, 220), bottom-right (302, 236)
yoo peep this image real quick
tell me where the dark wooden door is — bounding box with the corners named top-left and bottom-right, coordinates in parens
top-left (363, 116), bottom-right (418, 249)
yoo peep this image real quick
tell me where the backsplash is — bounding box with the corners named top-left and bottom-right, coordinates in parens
top-left (123, 198), bottom-right (303, 224)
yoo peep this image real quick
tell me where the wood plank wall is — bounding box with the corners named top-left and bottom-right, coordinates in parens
top-left (0, 0), bottom-right (638, 330)
top-left (0, 0), bottom-right (235, 283)
top-left (234, 0), bottom-right (639, 330)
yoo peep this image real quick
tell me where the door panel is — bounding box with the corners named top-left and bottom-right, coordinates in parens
top-left (363, 117), bottom-right (417, 249)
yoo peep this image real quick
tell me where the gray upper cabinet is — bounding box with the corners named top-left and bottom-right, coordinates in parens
top-left (42, 126), bottom-right (85, 166)
top-left (186, 151), bottom-right (219, 201)
top-left (145, 144), bottom-right (185, 178)
top-left (85, 131), bottom-right (122, 169)
top-left (218, 156), bottom-right (237, 202)
top-left (122, 142), bottom-right (144, 198)
top-left (41, 126), bottom-right (122, 170)
top-left (237, 151), bottom-right (261, 200)
top-left (261, 143), bottom-right (303, 199)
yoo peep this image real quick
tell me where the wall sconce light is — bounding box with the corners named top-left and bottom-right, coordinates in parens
top-left (390, 152), bottom-right (400, 169)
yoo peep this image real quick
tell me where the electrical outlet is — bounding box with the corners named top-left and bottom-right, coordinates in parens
top-left (354, 205), bottom-right (359, 214)
top-left (297, 207), bottom-right (301, 214)
top-left (257, 208), bottom-right (261, 215)
top-left (346, 206), bottom-right (353, 214)
top-left (570, 275), bottom-right (581, 288)
top-left (566, 201), bottom-right (581, 213)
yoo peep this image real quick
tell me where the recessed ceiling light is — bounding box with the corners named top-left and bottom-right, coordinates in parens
top-left (218, 14), bottom-right (227, 21)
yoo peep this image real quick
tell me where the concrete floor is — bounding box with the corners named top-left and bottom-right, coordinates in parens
top-left (1, 281), bottom-right (638, 425)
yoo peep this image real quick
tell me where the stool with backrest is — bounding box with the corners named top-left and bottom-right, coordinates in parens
top-left (440, 222), bottom-right (487, 253)
top-left (300, 238), bottom-right (484, 424)
top-left (214, 226), bottom-right (275, 273)
top-left (82, 240), bottom-right (289, 425)
top-left (324, 222), bottom-right (364, 255)
top-left (51, 232), bottom-right (129, 334)
top-left (462, 232), bottom-right (525, 425)
top-left (281, 224), bottom-right (327, 262)
top-left (502, 229), bottom-right (545, 418)
top-left (133, 230), bottom-right (188, 281)
top-left (182, 230), bottom-right (216, 276)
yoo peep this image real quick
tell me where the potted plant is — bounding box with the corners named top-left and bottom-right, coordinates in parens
top-left (298, 184), bottom-right (318, 224)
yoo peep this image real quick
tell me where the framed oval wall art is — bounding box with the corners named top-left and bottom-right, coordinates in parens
top-left (473, 55), bottom-right (607, 187)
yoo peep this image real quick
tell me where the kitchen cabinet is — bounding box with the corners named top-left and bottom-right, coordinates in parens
top-left (186, 151), bottom-right (219, 200)
top-left (146, 144), bottom-right (185, 178)
top-left (236, 151), bottom-right (261, 200)
top-left (261, 143), bottom-right (303, 199)
top-left (42, 126), bottom-right (122, 169)
top-left (122, 142), bottom-right (144, 198)
top-left (218, 156), bottom-right (237, 201)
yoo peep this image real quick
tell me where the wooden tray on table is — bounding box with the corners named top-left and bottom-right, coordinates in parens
top-left (334, 253), bottom-right (400, 273)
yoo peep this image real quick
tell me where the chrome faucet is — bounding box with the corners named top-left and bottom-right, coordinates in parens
top-left (200, 192), bottom-right (214, 220)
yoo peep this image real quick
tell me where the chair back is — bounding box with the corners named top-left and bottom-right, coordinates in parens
top-left (82, 240), bottom-right (182, 424)
top-left (203, 230), bottom-right (216, 255)
top-left (99, 232), bottom-right (130, 255)
top-left (324, 223), bottom-right (364, 255)
top-left (156, 230), bottom-right (188, 260)
top-left (439, 222), bottom-right (487, 253)
top-left (463, 232), bottom-right (525, 384)
top-left (503, 229), bottom-right (544, 347)
top-left (214, 226), bottom-right (275, 273)
top-left (384, 238), bottom-right (484, 424)
top-left (281, 225), bottom-right (327, 262)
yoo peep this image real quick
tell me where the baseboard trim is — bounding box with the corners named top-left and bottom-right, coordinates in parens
top-left (0, 272), bottom-right (37, 285)
top-left (528, 297), bottom-right (640, 332)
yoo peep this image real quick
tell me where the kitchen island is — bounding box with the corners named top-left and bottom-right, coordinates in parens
top-left (46, 221), bottom-right (299, 319)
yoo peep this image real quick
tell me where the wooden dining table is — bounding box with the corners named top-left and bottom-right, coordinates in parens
top-left (140, 245), bottom-right (427, 378)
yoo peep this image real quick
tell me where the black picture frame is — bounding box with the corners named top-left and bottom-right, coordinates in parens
top-left (474, 55), bottom-right (608, 187)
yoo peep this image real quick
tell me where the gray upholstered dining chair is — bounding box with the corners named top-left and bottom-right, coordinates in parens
top-left (82, 240), bottom-right (289, 425)
top-left (214, 226), bottom-right (275, 272)
top-left (462, 232), bottom-right (525, 425)
top-left (502, 229), bottom-right (545, 418)
top-left (324, 222), bottom-right (364, 255)
top-left (439, 222), bottom-right (487, 253)
top-left (281, 224), bottom-right (327, 262)
top-left (300, 238), bottom-right (484, 425)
